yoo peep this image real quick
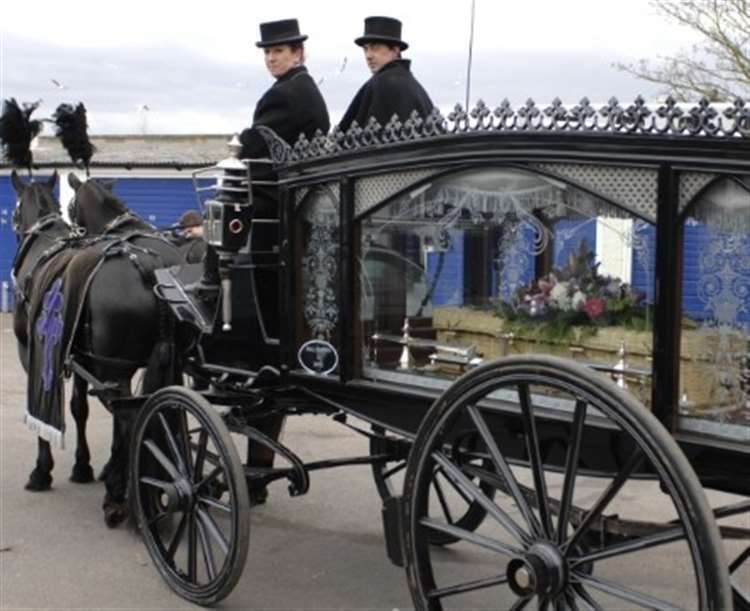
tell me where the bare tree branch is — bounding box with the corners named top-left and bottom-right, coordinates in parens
top-left (616, 0), bottom-right (749, 100)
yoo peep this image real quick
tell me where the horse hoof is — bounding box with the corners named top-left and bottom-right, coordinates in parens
top-left (104, 504), bottom-right (129, 528)
top-left (70, 464), bottom-right (95, 483)
top-left (25, 469), bottom-right (52, 491)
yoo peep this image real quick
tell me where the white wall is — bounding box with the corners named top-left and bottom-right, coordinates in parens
top-left (596, 217), bottom-right (633, 283)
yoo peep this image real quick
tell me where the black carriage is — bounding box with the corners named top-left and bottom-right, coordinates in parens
top-left (109, 99), bottom-right (749, 609)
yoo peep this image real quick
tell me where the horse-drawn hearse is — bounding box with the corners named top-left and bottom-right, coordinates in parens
top-left (9, 96), bottom-right (750, 609)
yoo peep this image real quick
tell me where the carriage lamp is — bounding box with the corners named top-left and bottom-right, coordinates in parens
top-left (203, 134), bottom-right (255, 331)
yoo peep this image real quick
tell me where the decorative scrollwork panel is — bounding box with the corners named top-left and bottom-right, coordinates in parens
top-left (300, 185), bottom-right (340, 340)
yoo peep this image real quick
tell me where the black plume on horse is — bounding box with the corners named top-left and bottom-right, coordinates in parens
top-left (52, 103), bottom-right (95, 172)
top-left (0, 98), bottom-right (43, 169)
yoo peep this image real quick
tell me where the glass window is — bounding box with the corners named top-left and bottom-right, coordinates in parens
top-left (678, 177), bottom-right (750, 441)
top-left (357, 167), bottom-right (655, 405)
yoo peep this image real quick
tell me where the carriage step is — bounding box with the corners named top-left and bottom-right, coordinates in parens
top-left (382, 496), bottom-right (404, 567)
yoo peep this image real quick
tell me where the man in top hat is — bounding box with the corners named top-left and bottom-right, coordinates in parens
top-left (338, 16), bottom-right (433, 133)
top-left (239, 18), bottom-right (330, 183)
top-left (194, 19), bottom-right (329, 287)
top-left (203, 20), bottom-right (329, 505)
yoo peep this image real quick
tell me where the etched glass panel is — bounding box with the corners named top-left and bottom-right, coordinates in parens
top-left (298, 185), bottom-right (340, 347)
top-left (677, 177), bottom-right (750, 442)
top-left (358, 167), bottom-right (655, 404)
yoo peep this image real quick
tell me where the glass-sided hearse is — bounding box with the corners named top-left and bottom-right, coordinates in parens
top-left (143, 98), bottom-right (749, 609)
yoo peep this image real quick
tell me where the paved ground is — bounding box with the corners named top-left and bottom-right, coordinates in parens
top-left (1, 312), bottom-right (747, 610)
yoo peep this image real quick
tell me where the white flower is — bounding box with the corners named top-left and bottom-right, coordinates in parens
top-left (550, 282), bottom-right (572, 311)
top-left (572, 291), bottom-right (587, 311)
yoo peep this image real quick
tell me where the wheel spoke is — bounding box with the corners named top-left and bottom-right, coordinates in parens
top-left (570, 524), bottom-right (689, 566)
top-left (166, 513), bottom-right (188, 562)
top-left (431, 472), bottom-right (455, 524)
top-left (518, 383), bottom-right (554, 539)
top-left (195, 516), bottom-right (218, 581)
top-left (147, 511), bottom-right (168, 528)
top-left (467, 404), bottom-right (543, 537)
top-left (420, 517), bottom-right (521, 557)
top-left (158, 413), bottom-right (189, 477)
top-left (570, 584), bottom-right (604, 611)
top-left (382, 460), bottom-right (407, 480)
top-left (557, 399), bottom-right (588, 544)
top-left (177, 410), bottom-right (194, 478)
top-left (198, 495), bottom-right (232, 512)
top-left (565, 449), bottom-right (643, 553)
top-left (196, 507), bottom-right (230, 555)
top-left (140, 476), bottom-right (171, 490)
top-left (193, 430), bottom-right (209, 480)
top-left (427, 573), bottom-right (508, 599)
top-left (574, 572), bottom-right (679, 609)
top-left (187, 513), bottom-right (198, 582)
top-left (432, 451), bottom-right (530, 545)
top-left (436, 464), bottom-right (475, 506)
top-left (196, 465), bottom-right (223, 491)
top-left (510, 596), bottom-right (533, 610)
top-left (144, 439), bottom-right (181, 481)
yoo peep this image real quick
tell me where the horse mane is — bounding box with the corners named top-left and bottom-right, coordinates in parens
top-left (0, 99), bottom-right (43, 169)
top-left (52, 103), bottom-right (95, 170)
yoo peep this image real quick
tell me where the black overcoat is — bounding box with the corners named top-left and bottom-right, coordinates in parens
top-left (338, 59), bottom-right (433, 132)
top-left (239, 65), bottom-right (330, 166)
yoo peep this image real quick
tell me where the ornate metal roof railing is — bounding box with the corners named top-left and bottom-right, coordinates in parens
top-left (258, 96), bottom-right (749, 166)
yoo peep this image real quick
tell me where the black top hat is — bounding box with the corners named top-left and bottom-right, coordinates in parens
top-left (256, 19), bottom-right (308, 48)
top-left (355, 16), bottom-right (408, 50)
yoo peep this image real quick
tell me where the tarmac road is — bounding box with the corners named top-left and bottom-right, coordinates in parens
top-left (1, 313), bottom-right (748, 610)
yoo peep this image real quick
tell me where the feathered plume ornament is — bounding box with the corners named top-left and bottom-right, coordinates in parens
top-left (52, 103), bottom-right (95, 173)
top-left (0, 98), bottom-right (43, 170)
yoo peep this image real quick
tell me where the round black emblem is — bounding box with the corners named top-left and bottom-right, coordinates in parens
top-left (297, 340), bottom-right (339, 375)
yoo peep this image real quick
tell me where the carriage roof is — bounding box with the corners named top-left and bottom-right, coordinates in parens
top-left (265, 97), bottom-right (749, 185)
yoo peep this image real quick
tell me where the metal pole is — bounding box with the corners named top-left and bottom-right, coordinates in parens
top-left (465, 0), bottom-right (476, 110)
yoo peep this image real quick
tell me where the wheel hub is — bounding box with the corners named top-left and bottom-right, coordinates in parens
top-left (507, 542), bottom-right (567, 598)
top-left (161, 477), bottom-right (195, 513)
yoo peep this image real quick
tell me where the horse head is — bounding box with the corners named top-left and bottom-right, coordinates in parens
top-left (67, 174), bottom-right (130, 234)
top-left (11, 170), bottom-right (60, 238)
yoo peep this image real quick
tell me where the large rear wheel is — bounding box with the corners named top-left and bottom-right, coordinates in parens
top-left (130, 387), bottom-right (249, 606)
top-left (402, 356), bottom-right (731, 610)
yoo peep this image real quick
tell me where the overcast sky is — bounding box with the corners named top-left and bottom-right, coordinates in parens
top-left (0, 0), bottom-right (699, 134)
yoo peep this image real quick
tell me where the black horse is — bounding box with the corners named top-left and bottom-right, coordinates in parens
top-left (10, 171), bottom-right (98, 487)
top-left (12, 171), bottom-right (183, 526)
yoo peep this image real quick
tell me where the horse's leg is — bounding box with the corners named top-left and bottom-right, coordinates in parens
top-left (25, 438), bottom-right (54, 491)
top-left (97, 419), bottom-right (117, 482)
top-left (69, 373), bottom-right (95, 483)
top-left (103, 410), bottom-right (132, 528)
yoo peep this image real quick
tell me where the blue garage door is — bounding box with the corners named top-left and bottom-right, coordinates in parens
top-left (0, 175), bottom-right (59, 310)
top-left (109, 177), bottom-right (203, 230)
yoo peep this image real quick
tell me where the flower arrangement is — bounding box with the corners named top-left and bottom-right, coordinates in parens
top-left (496, 240), bottom-right (650, 341)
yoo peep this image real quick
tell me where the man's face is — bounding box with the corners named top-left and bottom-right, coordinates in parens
top-left (184, 225), bottom-right (203, 239)
top-left (362, 42), bottom-right (399, 74)
top-left (263, 45), bottom-right (302, 78)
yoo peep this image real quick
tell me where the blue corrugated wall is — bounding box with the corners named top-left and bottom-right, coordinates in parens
top-left (110, 177), bottom-right (202, 230)
top-left (631, 222), bottom-right (750, 324)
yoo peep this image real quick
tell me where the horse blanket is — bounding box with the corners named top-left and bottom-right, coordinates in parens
top-left (24, 245), bottom-right (105, 448)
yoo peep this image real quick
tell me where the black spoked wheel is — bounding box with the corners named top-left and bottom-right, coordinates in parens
top-left (403, 356), bottom-right (731, 610)
top-left (371, 426), bottom-right (494, 546)
top-left (130, 387), bottom-right (250, 606)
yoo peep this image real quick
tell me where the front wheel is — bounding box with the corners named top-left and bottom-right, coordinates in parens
top-left (130, 386), bottom-right (250, 605)
top-left (402, 356), bottom-right (731, 610)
